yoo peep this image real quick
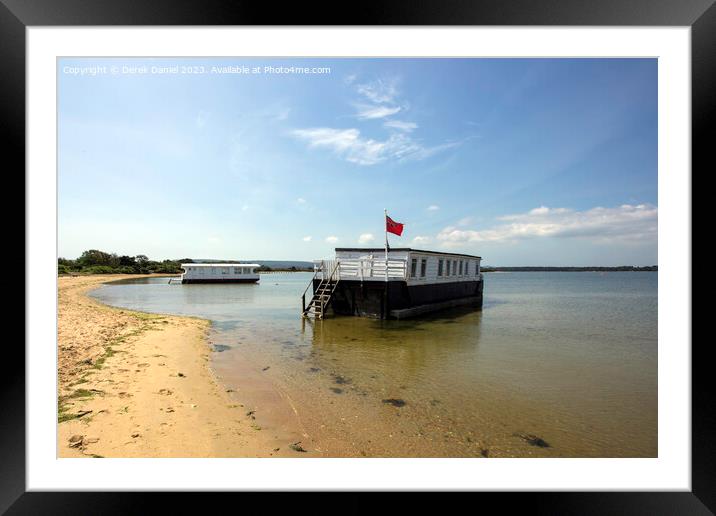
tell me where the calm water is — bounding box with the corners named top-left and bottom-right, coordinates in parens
top-left (91, 271), bottom-right (657, 457)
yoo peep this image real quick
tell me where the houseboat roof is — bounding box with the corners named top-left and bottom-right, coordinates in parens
top-left (335, 248), bottom-right (481, 259)
top-left (181, 263), bottom-right (260, 267)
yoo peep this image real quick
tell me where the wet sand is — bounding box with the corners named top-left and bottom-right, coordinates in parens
top-left (57, 274), bottom-right (312, 458)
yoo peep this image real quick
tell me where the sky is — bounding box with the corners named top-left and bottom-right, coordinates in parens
top-left (58, 58), bottom-right (657, 266)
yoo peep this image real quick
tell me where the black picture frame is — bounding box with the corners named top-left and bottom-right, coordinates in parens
top-left (6, 0), bottom-right (709, 512)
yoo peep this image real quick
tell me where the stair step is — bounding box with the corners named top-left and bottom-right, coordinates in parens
top-left (302, 270), bottom-right (341, 318)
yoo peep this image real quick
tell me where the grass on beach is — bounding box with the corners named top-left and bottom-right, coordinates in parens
top-left (57, 274), bottom-right (305, 458)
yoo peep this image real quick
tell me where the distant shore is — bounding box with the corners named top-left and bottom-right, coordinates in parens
top-left (59, 265), bottom-right (655, 279)
top-left (57, 274), bottom-right (305, 458)
top-left (481, 266), bottom-right (657, 272)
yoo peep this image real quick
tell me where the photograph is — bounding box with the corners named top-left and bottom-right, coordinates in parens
top-left (56, 56), bottom-right (659, 459)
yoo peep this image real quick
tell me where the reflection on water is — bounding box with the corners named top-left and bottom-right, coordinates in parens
top-left (91, 271), bottom-right (657, 457)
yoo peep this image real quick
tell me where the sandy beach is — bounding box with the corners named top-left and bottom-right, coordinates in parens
top-left (57, 274), bottom-right (312, 458)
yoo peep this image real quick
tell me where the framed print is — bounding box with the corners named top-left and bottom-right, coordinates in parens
top-left (6, 0), bottom-right (712, 511)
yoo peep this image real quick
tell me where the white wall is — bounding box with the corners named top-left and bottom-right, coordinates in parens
top-left (332, 250), bottom-right (480, 285)
top-left (182, 266), bottom-right (257, 280)
top-left (405, 252), bottom-right (481, 286)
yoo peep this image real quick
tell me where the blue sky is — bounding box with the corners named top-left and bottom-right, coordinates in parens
top-left (58, 58), bottom-right (657, 266)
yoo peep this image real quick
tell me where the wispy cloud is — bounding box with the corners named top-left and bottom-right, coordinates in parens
top-left (437, 204), bottom-right (657, 245)
top-left (292, 128), bottom-right (461, 166)
top-left (325, 236), bottom-right (339, 243)
top-left (302, 236), bottom-right (312, 242)
top-left (292, 74), bottom-right (462, 166)
top-left (355, 104), bottom-right (402, 120)
top-left (385, 120), bottom-right (418, 132)
top-left (412, 235), bottom-right (431, 244)
top-left (292, 128), bottom-right (383, 165)
top-left (427, 205), bottom-right (440, 211)
top-left (297, 197), bottom-right (307, 204)
top-left (358, 233), bottom-right (375, 244)
top-left (356, 78), bottom-right (399, 104)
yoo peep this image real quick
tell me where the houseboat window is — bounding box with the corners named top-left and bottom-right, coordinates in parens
top-left (446, 260), bottom-right (450, 276)
top-left (438, 259), bottom-right (443, 276)
top-left (451, 260), bottom-right (456, 276)
top-left (234, 267), bottom-right (241, 274)
top-left (459, 261), bottom-right (463, 275)
top-left (420, 259), bottom-right (427, 277)
top-left (222, 267), bottom-right (229, 275)
top-left (410, 258), bottom-right (417, 278)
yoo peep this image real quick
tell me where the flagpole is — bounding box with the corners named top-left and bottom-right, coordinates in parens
top-left (384, 208), bottom-right (389, 319)
top-left (384, 208), bottom-right (388, 283)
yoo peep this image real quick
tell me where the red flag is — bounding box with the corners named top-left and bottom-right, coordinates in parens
top-left (386, 215), bottom-right (404, 236)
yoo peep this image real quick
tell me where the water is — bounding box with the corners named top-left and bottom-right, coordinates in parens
top-left (90, 271), bottom-right (657, 457)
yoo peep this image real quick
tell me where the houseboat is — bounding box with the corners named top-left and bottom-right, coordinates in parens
top-left (302, 248), bottom-right (483, 319)
top-left (180, 263), bottom-right (260, 284)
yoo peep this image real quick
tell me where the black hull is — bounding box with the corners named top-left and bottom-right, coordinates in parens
top-left (182, 278), bottom-right (259, 284)
top-left (314, 279), bottom-right (484, 319)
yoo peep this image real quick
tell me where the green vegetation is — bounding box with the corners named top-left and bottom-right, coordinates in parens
top-left (256, 265), bottom-right (312, 272)
top-left (58, 250), bottom-right (314, 275)
top-left (58, 388), bottom-right (102, 423)
top-left (58, 249), bottom-right (192, 276)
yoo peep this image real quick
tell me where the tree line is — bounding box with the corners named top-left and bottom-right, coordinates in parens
top-left (58, 249), bottom-right (191, 275)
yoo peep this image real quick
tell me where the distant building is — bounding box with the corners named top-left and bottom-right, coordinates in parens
top-left (180, 263), bottom-right (259, 284)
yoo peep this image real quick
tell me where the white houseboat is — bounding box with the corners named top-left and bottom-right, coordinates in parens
top-left (302, 248), bottom-right (483, 319)
top-left (180, 263), bottom-right (260, 284)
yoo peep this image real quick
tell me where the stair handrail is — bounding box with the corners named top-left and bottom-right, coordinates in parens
top-left (301, 264), bottom-right (321, 314)
top-left (319, 260), bottom-right (341, 317)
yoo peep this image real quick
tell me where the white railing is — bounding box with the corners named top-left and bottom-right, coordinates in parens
top-left (314, 258), bottom-right (408, 281)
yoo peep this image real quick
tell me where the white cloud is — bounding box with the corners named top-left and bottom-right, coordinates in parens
top-left (427, 205), bottom-right (440, 211)
top-left (293, 74), bottom-right (464, 166)
top-left (241, 205), bottom-right (249, 211)
top-left (302, 236), bottom-right (312, 242)
top-left (297, 197), bottom-right (307, 204)
top-left (325, 236), bottom-right (339, 243)
top-left (457, 216), bottom-right (473, 226)
top-left (358, 233), bottom-right (375, 244)
top-left (355, 104), bottom-right (402, 120)
top-left (412, 235), bottom-right (431, 245)
top-left (384, 120), bottom-right (418, 132)
top-left (291, 127), bottom-right (460, 166)
top-left (344, 73), bottom-right (357, 85)
top-left (292, 128), bottom-right (383, 165)
top-left (356, 78), bottom-right (399, 104)
top-left (437, 204), bottom-right (657, 245)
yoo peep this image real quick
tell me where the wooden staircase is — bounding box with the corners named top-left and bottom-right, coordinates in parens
top-left (302, 261), bottom-right (340, 319)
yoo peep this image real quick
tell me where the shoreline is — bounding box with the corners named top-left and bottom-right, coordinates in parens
top-left (57, 274), bottom-right (312, 457)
